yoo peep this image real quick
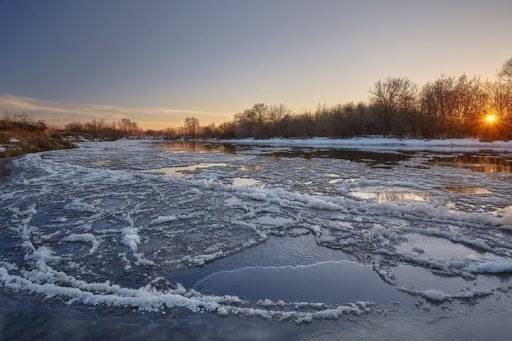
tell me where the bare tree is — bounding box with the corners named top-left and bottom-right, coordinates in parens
top-left (420, 76), bottom-right (458, 121)
top-left (233, 103), bottom-right (270, 137)
top-left (500, 57), bottom-right (512, 80)
top-left (455, 75), bottom-right (487, 122)
top-left (489, 81), bottom-right (512, 120)
top-left (370, 77), bottom-right (417, 135)
top-left (166, 59), bottom-right (512, 140)
top-left (184, 117), bottom-right (200, 137)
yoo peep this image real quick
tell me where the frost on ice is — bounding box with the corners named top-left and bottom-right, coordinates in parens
top-left (1, 140), bottom-right (512, 322)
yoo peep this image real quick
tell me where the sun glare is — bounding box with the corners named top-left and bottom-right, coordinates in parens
top-left (484, 113), bottom-right (498, 125)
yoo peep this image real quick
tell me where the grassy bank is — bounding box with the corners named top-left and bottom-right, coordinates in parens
top-left (0, 129), bottom-right (75, 158)
top-left (0, 116), bottom-right (76, 158)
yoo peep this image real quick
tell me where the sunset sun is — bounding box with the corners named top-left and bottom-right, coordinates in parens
top-left (484, 113), bottom-right (498, 125)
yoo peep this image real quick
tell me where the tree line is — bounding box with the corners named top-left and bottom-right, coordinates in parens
top-left (63, 118), bottom-right (143, 139)
top-left (177, 58), bottom-right (512, 140)
top-left (40, 58), bottom-right (512, 141)
top-left (0, 113), bottom-right (47, 131)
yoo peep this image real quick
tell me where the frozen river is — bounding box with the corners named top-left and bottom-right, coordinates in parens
top-left (1, 140), bottom-right (512, 340)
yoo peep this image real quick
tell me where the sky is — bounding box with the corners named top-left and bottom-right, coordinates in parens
top-left (1, 0), bottom-right (511, 129)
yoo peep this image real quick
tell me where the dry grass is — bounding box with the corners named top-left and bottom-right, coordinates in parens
top-left (0, 128), bottom-right (75, 158)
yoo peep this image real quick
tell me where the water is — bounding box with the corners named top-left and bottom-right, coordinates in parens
top-left (445, 186), bottom-right (491, 194)
top-left (1, 140), bottom-right (512, 340)
top-left (0, 159), bottom-right (9, 183)
top-left (194, 260), bottom-right (402, 305)
top-left (158, 140), bottom-right (238, 154)
top-left (430, 153), bottom-right (512, 173)
top-left (169, 235), bottom-right (353, 287)
top-left (269, 148), bottom-right (411, 166)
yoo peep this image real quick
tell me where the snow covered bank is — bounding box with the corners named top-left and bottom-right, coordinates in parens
top-left (219, 137), bottom-right (512, 152)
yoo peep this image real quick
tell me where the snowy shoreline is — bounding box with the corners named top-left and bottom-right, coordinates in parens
top-left (217, 137), bottom-right (512, 152)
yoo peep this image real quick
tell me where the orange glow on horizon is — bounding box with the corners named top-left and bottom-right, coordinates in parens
top-left (484, 113), bottom-right (498, 125)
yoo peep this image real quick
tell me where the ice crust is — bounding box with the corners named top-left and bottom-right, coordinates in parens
top-left (1, 140), bottom-right (512, 322)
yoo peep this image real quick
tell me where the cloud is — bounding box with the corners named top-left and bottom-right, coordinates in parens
top-left (0, 94), bottom-right (232, 129)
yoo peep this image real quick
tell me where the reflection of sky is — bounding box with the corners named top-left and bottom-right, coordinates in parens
top-left (1, 0), bottom-right (511, 128)
top-left (431, 154), bottom-right (512, 173)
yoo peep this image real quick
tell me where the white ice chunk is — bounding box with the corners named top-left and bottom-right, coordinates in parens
top-left (63, 233), bottom-right (100, 254)
top-left (150, 215), bottom-right (178, 225)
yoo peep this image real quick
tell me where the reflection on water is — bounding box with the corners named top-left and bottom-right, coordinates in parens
top-left (232, 177), bottom-right (261, 187)
top-left (169, 235), bottom-right (406, 306)
top-left (146, 163), bottom-right (228, 178)
top-left (94, 159), bottom-right (112, 166)
top-left (269, 148), bottom-right (410, 166)
top-left (155, 141), bottom-right (512, 175)
top-left (194, 260), bottom-right (402, 305)
top-left (445, 186), bottom-right (491, 195)
top-left (159, 140), bottom-right (237, 154)
top-left (169, 235), bottom-right (354, 287)
top-left (351, 189), bottom-right (427, 203)
top-left (430, 154), bottom-right (512, 173)
top-left (240, 164), bottom-right (263, 172)
top-left (496, 205), bottom-right (512, 218)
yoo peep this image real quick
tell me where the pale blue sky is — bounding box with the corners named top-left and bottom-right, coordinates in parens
top-left (1, 0), bottom-right (511, 128)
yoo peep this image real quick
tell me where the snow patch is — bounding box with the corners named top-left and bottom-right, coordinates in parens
top-left (221, 137), bottom-right (512, 152)
top-left (464, 260), bottom-right (512, 274)
top-left (150, 215), bottom-right (178, 225)
top-left (63, 233), bottom-right (100, 255)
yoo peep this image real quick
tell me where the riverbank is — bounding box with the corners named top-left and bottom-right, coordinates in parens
top-left (218, 137), bottom-right (512, 152)
top-left (0, 129), bottom-right (76, 158)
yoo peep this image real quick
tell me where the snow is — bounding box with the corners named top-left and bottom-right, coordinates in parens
top-left (411, 288), bottom-right (491, 302)
top-left (220, 137), bottom-right (512, 152)
top-left (121, 213), bottom-right (141, 258)
top-left (417, 289), bottom-right (447, 302)
top-left (8, 137), bottom-right (19, 143)
top-left (150, 215), bottom-right (178, 225)
top-left (0, 264), bottom-right (374, 322)
top-left (465, 260), bottom-right (512, 274)
top-left (121, 227), bottom-right (140, 252)
top-left (28, 246), bottom-right (61, 266)
top-left (63, 233), bottom-right (100, 254)
top-left (350, 188), bottom-right (427, 203)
